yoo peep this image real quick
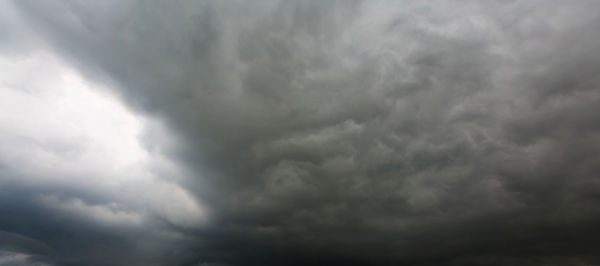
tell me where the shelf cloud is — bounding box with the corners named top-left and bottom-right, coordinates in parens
top-left (2, 1), bottom-right (600, 265)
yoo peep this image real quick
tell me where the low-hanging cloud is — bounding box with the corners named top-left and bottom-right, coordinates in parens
top-left (2, 0), bottom-right (600, 265)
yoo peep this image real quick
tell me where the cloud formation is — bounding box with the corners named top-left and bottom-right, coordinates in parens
top-left (2, 0), bottom-right (600, 265)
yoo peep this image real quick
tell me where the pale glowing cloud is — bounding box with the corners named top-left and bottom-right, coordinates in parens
top-left (0, 50), bottom-right (207, 228)
top-left (40, 195), bottom-right (143, 226)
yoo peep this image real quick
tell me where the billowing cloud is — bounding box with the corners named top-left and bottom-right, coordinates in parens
top-left (2, 0), bottom-right (600, 265)
top-left (0, 43), bottom-right (206, 265)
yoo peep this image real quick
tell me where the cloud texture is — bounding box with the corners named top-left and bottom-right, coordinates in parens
top-left (2, 0), bottom-right (600, 265)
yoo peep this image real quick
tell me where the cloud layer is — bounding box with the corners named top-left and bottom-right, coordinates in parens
top-left (2, 0), bottom-right (600, 265)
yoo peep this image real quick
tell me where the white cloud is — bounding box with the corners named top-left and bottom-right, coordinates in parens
top-left (0, 50), bottom-right (207, 228)
top-left (40, 195), bottom-right (143, 226)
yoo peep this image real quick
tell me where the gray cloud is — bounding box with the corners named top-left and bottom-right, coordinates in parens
top-left (2, 0), bottom-right (600, 265)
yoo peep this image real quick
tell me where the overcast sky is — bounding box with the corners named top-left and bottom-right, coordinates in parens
top-left (2, 1), bottom-right (600, 265)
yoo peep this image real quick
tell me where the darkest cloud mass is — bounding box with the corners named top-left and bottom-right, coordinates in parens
top-left (2, 1), bottom-right (600, 265)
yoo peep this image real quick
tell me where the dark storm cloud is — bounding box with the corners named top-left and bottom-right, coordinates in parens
top-left (3, 0), bottom-right (600, 265)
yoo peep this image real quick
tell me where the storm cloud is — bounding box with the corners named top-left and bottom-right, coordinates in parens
top-left (2, 0), bottom-right (600, 265)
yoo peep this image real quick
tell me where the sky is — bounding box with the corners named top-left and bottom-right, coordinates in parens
top-left (1, 1), bottom-right (600, 265)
